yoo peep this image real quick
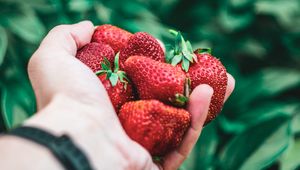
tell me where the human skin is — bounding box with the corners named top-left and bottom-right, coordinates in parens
top-left (0, 21), bottom-right (235, 170)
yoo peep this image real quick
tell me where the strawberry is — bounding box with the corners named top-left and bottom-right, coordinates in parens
top-left (119, 100), bottom-right (191, 156)
top-left (96, 54), bottom-right (134, 112)
top-left (120, 32), bottom-right (165, 69)
top-left (166, 30), bottom-right (227, 124)
top-left (188, 49), bottom-right (227, 123)
top-left (76, 42), bottom-right (115, 72)
top-left (124, 56), bottom-right (189, 107)
top-left (92, 24), bottom-right (132, 53)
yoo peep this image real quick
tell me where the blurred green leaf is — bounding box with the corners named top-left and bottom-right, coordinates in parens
top-left (280, 138), bottom-right (300, 170)
top-left (0, 26), bottom-right (8, 65)
top-left (1, 85), bottom-right (32, 128)
top-left (220, 102), bottom-right (299, 133)
top-left (67, 0), bottom-right (94, 12)
top-left (181, 122), bottom-right (219, 170)
top-left (219, 7), bottom-right (254, 32)
top-left (195, 122), bottom-right (219, 169)
top-left (237, 38), bottom-right (267, 59)
top-left (218, 115), bottom-right (291, 169)
top-left (120, 2), bottom-right (158, 20)
top-left (260, 68), bottom-right (300, 95)
top-left (230, 68), bottom-right (300, 112)
top-left (291, 112), bottom-right (300, 134)
top-left (95, 2), bottom-right (112, 23)
top-left (240, 121), bottom-right (291, 169)
top-left (3, 3), bottom-right (46, 44)
top-left (2, 0), bottom-right (58, 13)
top-left (255, 0), bottom-right (300, 31)
top-left (229, 0), bottom-right (253, 9)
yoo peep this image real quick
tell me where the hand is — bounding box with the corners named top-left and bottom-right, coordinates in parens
top-left (2, 21), bottom-right (235, 170)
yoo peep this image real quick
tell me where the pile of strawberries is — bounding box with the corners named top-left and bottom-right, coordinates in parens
top-left (76, 25), bottom-right (227, 156)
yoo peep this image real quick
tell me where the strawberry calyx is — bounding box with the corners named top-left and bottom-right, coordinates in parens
top-left (166, 29), bottom-right (197, 72)
top-left (96, 52), bottom-right (130, 89)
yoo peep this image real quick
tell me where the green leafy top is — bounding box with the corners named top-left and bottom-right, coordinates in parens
top-left (166, 29), bottom-right (198, 72)
top-left (95, 53), bottom-right (129, 89)
top-left (195, 48), bottom-right (212, 55)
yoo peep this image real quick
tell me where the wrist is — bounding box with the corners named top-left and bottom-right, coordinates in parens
top-left (26, 93), bottom-right (117, 134)
top-left (24, 93), bottom-right (124, 169)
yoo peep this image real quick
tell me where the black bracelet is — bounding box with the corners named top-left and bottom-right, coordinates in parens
top-left (6, 126), bottom-right (94, 170)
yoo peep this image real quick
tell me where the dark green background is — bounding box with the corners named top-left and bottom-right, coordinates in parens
top-left (0, 0), bottom-right (300, 169)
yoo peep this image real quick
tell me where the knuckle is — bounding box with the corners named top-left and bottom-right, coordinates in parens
top-left (126, 146), bottom-right (153, 170)
top-left (50, 24), bottom-right (70, 33)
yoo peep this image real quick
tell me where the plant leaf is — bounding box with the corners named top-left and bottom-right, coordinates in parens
top-left (181, 121), bottom-right (219, 170)
top-left (218, 115), bottom-right (291, 170)
top-left (280, 138), bottom-right (300, 170)
top-left (95, 70), bottom-right (107, 76)
top-left (114, 52), bottom-right (120, 72)
top-left (106, 71), bottom-right (112, 80)
top-left (165, 45), bottom-right (174, 63)
top-left (1, 85), bottom-right (35, 129)
top-left (101, 58), bottom-right (111, 71)
top-left (0, 26), bottom-right (8, 66)
top-left (219, 102), bottom-right (299, 133)
top-left (171, 54), bottom-right (182, 66)
top-left (103, 57), bottom-right (111, 68)
top-left (67, 0), bottom-right (94, 12)
top-left (182, 49), bottom-right (194, 62)
top-left (174, 31), bottom-right (182, 54)
top-left (186, 40), bottom-right (193, 53)
top-left (4, 4), bottom-right (46, 44)
top-left (101, 62), bottom-right (109, 70)
top-left (240, 121), bottom-right (291, 170)
top-left (109, 73), bottom-right (119, 86)
top-left (182, 57), bottom-right (190, 72)
top-left (169, 29), bottom-right (178, 36)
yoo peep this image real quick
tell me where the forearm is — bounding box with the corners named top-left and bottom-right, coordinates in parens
top-left (0, 94), bottom-right (96, 170)
top-left (0, 136), bottom-right (63, 170)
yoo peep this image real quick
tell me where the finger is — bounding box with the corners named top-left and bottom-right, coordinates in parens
top-left (28, 21), bottom-right (106, 109)
top-left (224, 73), bottom-right (235, 102)
top-left (162, 84), bottom-right (213, 170)
top-left (37, 20), bottom-right (94, 56)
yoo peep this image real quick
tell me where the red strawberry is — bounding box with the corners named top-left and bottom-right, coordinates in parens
top-left (96, 54), bottom-right (134, 112)
top-left (92, 24), bottom-right (132, 53)
top-left (167, 30), bottom-right (227, 124)
top-left (120, 32), bottom-right (165, 69)
top-left (188, 49), bottom-right (227, 123)
top-left (119, 100), bottom-right (191, 156)
top-left (124, 56), bottom-right (189, 107)
top-left (76, 42), bottom-right (115, 72)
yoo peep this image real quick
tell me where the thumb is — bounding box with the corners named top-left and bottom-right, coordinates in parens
top-left (37, 21), bottom-right (94, 56)
top-left (28, 21), bottom-right (99, 109)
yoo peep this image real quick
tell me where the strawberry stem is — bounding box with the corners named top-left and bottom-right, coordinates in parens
top-left (184, 78), bottom-right (191, 99)
top-left (152, 156), bottom-right (162, 163)
top-left (172, 78), bottom-right (191, 107)
top-left (174, 93), bottom-right (189, 107)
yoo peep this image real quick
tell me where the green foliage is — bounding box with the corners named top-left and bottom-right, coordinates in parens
top-left (0, 0), bottom-right (300, 169)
